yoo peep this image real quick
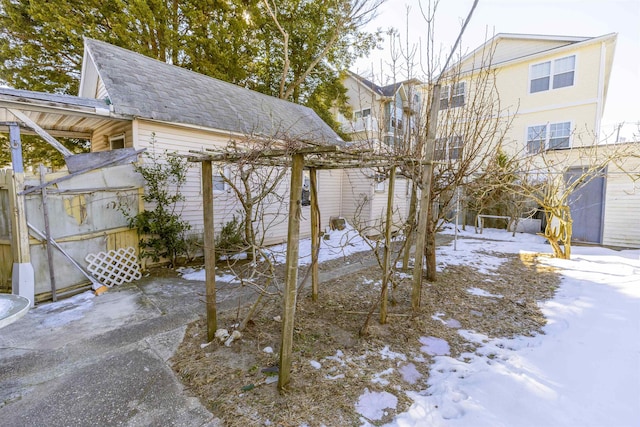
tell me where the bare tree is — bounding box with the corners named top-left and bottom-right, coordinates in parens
top-left (511, 139), bottom-right (638, 259)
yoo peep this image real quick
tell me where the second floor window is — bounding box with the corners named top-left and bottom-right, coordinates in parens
top-left (435, 135), bottom-right (464, 161)
top-left (526, 121), bottom-right (571, 153)
top-left (354, 108), bottom-right (371, 120)
top-left (439, 82), bottom-right (465, 109)
top-left (530, 55), bottom-right (575, 93)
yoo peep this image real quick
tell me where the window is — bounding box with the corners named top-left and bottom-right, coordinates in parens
top-left (526, 122), bottom-right (571, 153)
top-left (527, 125), bottom-right (546, 153)
top-left (109, 133), bottom-right (125, 150)
top-left (552, 56), bottom-right (575, 89)
top-left (213, 167), bottom-right (228, 192)
top-left (435, 135), bottom-right (463, 161)
top-left (530, 62), bottom-right (550, 93)
top-left (529, 55), bottom-right (575, 93)
top-left (301, 170), bottom-right (311, 206)
top-left (435, 138), bottom-right (447, 160)
top-left (439, 82), bottom-right (465, 109)
top-left (354, 108), bottom-right (371, 120)
top-left (549, 122), bottom-right (571, 149)
top-left (449, 135), bottom-right (463, 160)
top-left (374, 174), bottom-right (385, 192)
top-left (451, 82), bottom-right (465, 108)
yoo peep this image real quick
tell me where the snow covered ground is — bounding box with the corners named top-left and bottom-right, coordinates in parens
top-left (180, 225), bottom-right (640, 426)
top-left (361, 228), bottom-right (640, 427)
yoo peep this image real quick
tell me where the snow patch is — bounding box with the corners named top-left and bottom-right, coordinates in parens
top-left (355, 389), bottom-right (398, 421)
top-left (419, 336), bottom-right (450, 356)
top-left (467, 287), bottom-right (503, 298)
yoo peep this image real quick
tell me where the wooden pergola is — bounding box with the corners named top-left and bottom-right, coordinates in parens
top-left (187, 142), bottom-right (433, 391)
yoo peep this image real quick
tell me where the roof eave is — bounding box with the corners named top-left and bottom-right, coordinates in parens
top-left (444, 32), bottom-right (618, 79)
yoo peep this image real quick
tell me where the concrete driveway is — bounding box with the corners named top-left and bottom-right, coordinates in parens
top-left (0, 275), bottom-right (231, 426)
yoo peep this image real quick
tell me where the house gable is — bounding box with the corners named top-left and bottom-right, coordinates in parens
top-left (78, 38), bottom-right (342, 145)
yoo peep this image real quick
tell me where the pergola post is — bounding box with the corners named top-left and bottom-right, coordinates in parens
top-left (278, 153), bottom-right (304, 391)
top-left (310, 167), bottom-right (320, 301)
top-left (380, 167), bottom-right (396, 324)
top-left (202, 160), bottom-right (217, 341)
top-left (7, 123), bottom-right (34, 306)
top-left (411, 84), bottom-right (441, 311)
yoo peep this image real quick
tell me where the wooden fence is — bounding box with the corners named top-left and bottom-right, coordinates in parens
top-left (0, 164), bottom-right (143, 302)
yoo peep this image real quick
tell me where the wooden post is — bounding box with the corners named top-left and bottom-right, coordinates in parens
top-left (310, 168), bottom-right (320, 301)
top-left (39, 165), bottom-right (57, 302)
top-left (202, 160), bottom-right (217, 341)
top-left (278, 153), bottom-right (304, 391)
top-left (380, 167), bottom-right (396, 324)
top-left (8, 123), bottom-right (34, 306)
top-left (411, 84), bottom-right (441, 312)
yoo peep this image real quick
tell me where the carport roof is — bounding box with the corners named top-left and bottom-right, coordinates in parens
top-left (0, 87), bottom-right (130, 138)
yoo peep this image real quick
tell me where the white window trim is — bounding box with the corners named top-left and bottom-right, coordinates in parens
top-left (529, 54), bottom-right (577, 94)
top-left (525, 121), bottom-right (573, 153)
top-left (109, 133), bottom-right (125, 150)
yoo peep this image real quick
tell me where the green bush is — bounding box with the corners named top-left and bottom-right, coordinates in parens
top-left (216, 215), bottom-right (245, 259)
top-left (122, 136), bottom-right (192, 266)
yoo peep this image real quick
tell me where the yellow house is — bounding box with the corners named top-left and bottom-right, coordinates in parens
top-left (437, 32), bottom-right (640, 248)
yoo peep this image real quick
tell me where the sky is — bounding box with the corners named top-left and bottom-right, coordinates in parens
top-left (353, 0), bottom-right (640, 140)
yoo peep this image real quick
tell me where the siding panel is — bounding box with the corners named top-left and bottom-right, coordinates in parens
top-left (602, 158), bottom-right (640, 248)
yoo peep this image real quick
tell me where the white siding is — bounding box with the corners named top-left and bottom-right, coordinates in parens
top-left (96, 78), bottom-right (108, 100)
top-left (602, 157), bottom-right (640, 248)
top-left (316, 169), bottom-right (344, 233)
top-left (136, 120), bottom-right (239, 238)
top-left (133, 120), bottom-right (346, 246)
top-left (369, 176), bottom-right (410, 235)
top-left (341, 169), bottom-right (374, 230)
top-left (92, 121), bottom-right (133, 151)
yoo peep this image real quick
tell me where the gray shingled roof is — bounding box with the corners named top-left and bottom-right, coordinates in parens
top-left (348, 72), bottom-right (420, 97)
top-left (84, 38), bottom-right (342, 144)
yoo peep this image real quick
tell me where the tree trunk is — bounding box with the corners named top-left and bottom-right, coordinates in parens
top-left (425, 219), bottom-right (437, 282)
top-left (402, 180), bottom-right (418, 271)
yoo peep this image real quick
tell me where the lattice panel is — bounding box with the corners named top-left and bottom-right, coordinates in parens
top-left (85, 247), bottom-right (142, 287)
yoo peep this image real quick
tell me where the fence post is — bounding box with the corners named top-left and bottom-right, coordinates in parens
top-left (8, 123), bottom-right (34, 306)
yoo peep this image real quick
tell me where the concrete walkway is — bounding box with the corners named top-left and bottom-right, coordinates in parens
top-left (0, 254), bottom-right (383, 426)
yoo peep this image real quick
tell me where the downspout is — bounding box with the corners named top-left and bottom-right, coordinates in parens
top-left (595, 41), bottom-right (607, 143)
top-left (595, 41), bottom-right (607, 245)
